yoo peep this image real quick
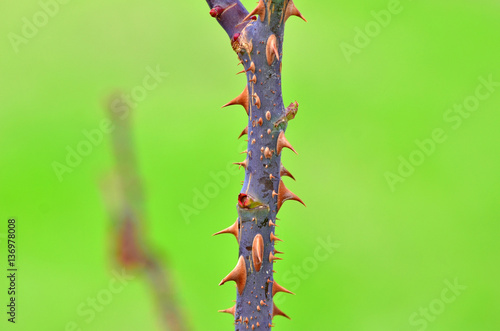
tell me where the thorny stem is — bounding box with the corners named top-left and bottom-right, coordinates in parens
top-left (206, 1), bottom-right (306, 330)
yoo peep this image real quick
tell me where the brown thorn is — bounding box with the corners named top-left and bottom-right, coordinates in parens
top-left (242, 0), bottom-right (265, 22)
top-left (213, 219), bottom-right (239, 241)
top-left (264, 147), bottom-right (273, 159)
top-left (284, 0), bottom-right (307, 22)
top-left (276, 131), bottom-right (297, 155)
top-left (269, 251), bottom-right (283, 263)
top-left (252, 234), bottom-right (264, 272)
top-left (266, 34), bottom-right (279, 66)
top-left (272, 281), bottom-right (295, 296)
top-left (280, 163), bottom-right (295, 180)
top-left (270, 232), bottom-right (283, 243)
top-left (273, 303), bottom-right (291, 319)
top-left (253, 93), bottom-right (261, 109)
top-left (219, 255), bottom-right (247, 295)
top-left (247, 62), bottom-right (255, 73)
top-left (238, 126), bottom-right (248, 139)
top-left (218, 305), bottom-right (236, 316)
top-left (233, 159), bottom-right (248, 169)
top-left (221, 85), bottom-right (249, 115)
top-left (277, 179), bottom-right (306, 212)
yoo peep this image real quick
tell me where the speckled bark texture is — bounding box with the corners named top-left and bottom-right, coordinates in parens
top-left (205, 1), bottom-right (306, 329)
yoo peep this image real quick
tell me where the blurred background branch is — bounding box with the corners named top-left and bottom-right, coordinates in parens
top-left (100, 92), bottom-right (189, 331)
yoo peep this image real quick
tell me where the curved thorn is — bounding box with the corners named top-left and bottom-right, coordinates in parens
top-left (277, 131), bottom-right (297, 155)
top-left (285, 0), bottom-right (307, 22)
top-left (238, 126), bottom-right (248, 139)
top-left (273, 303), bottom-right (291, 319)
top-left (219, 255), bottom-right (247, 295)
top-left (277, 179), bottom-right (306, 212)
top-left (221, 86), bottom-right (249, 115)
top-left (242, 0), bottom-right (265, 22)
top-left (269, 251), bottom-right (283, 263)
top-left (280, 163), bottom-right (295, 180)
top-left (272, 281), bottom-right (295, 296)
top-left (213, 219), bottom-right (239, 241)
top-left (270, 232), bottom-right (283, 243)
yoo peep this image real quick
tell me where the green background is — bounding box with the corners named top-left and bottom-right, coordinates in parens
top-left (1, 0), bottom-right (499, 330)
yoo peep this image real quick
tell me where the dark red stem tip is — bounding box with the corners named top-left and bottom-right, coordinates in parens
top-left (238, 193), bottom-right (250, 208)
top-left (209, 6), bottom-right (224, 18)
top-left (232, 33), bottom-right (241, 43)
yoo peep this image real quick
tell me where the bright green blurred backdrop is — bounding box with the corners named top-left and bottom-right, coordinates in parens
top-left (1, 0), bottom-right (500, 330)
